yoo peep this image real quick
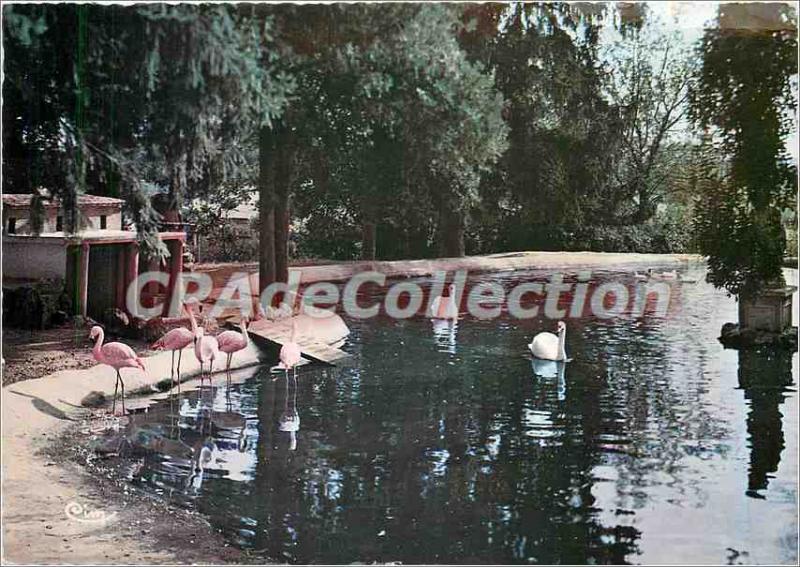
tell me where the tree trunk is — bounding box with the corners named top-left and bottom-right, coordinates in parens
top-left (634, 186), bottom-right (656, 224)
top-left (273, 127), bottom-right (296, 285)
top-left (258, 127), bottom-right (276, 295)
top-left (439, 205), bottom-right (465, 257)
top-left (274, 196), bottom-right (290, 282)
top-left (362, 221), bottom-right (377, 260)
top-left (167, 155), bottom-right (187, 213)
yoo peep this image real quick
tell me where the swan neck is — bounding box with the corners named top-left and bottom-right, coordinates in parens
top-left (557, 328), bottom-right (566, 361)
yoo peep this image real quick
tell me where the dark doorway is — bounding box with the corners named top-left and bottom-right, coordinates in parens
top-left (86, 244), bottom-right (123, 319)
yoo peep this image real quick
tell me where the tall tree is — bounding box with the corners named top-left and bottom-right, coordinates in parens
top-left (260, 4), bottom-right (506, 278)
top-left (690, 3), bottom-right (797, 298)
top-left (603, 9), bottom-right (694, 223)
top-left (460, 3), bottom-right (622, 251)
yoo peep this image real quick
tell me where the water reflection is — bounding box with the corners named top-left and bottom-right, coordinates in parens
top-left (187, 435), bottom-right (217, 492)
top-left (90, 268), bottom-right (797, 564)
top-left (431, 318), bottom-right (458, 354)
top-left (279, 375), bottom-right (301, 451)
top-left (738, 350), bottom-right (794, 498)
top-left (530, 358), bottom-right (566, 401)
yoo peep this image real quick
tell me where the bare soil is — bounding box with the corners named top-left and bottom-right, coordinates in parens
top-left (42, 422), bottom-right (254, 565)
top-left (2, 325), bottom-right (156, 386)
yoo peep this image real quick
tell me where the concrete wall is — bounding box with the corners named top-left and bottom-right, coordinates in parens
top-left (82, 207), bottom-right (122, 231)
top-left (2, 238), bottom-right (67, 280)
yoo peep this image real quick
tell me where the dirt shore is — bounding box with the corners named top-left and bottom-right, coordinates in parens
top-left (1, 340), bottom-right (266, 564)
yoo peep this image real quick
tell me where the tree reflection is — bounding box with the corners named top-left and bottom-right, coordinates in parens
top-left (737, 349), bottom-right (794, 498)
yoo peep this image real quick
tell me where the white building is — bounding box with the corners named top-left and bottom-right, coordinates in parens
top-left (2, 194), bottom-right (185, 320)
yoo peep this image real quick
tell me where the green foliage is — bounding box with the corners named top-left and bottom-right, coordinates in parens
top-left (690, 3), bottom-right (797, 297)
top-left (467, 214), bottom-right (692, 255)
top-left (5, 2), bottom-right (794, 270)
top-left (273, 4), bottom-right (507, 259)
top-left (694, 175), bottom-right (787, 297)
top-left (461, 4), bottom-right (624, 232)
top-left (197, 222), bottom-right (260, 264)
top-left (3, 3), bottom-right (292, 259)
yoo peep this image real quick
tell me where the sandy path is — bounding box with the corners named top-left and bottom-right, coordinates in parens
top-left (1, 342), bottom-right (266, 564)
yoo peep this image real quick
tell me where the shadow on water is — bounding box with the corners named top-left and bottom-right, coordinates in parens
top-left (86, 268), bottom-right (797, 564)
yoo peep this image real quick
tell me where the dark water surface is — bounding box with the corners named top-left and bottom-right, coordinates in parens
top-left (108, 266), bottom-right (798, 564)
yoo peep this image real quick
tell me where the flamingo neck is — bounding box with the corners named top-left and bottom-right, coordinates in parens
top-left (92, 329), bottom-right (105, 360)
top-left (194, 328), bottom-right (204, 356)
top-left (188, 305), bottom-right (199, 337)
top-left (290, 320), bottom-right (296, 342)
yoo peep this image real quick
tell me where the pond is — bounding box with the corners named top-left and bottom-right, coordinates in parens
top-left (96, 266), bottom-right (798, 564)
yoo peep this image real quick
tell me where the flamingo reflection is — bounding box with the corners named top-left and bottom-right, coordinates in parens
top-left (279, 374), bottom-right (300, 451)
top-left (432, 318), bottom-right (458, 354)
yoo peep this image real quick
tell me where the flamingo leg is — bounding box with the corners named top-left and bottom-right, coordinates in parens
top-left (112, 372), bottom-right (119, 414)
top-left (199, 362), bottom-right (204, 386)
top-left (119, 371), bottom-right (126, 414)
top-left (170, 350), bottom-right (175, 384)
top-left (176, 349), bottom-right (183, 394)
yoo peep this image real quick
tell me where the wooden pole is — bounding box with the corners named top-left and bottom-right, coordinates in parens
top-left (163, 239), bottom-right (184, 317)
top-left (126, 242), bottom-right (139, 318)
top-left (78, 242), bottom-right (90, 317)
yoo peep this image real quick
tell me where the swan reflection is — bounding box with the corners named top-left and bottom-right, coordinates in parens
top-left (531, 358), bottom-right (567, 401)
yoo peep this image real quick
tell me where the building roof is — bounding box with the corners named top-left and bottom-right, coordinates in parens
top-left (3, 229), bottom-right (185, 244)
top-left (2, 193), bottom-right (124, 210)
top-left (226, 200), bottom-right (259, 221)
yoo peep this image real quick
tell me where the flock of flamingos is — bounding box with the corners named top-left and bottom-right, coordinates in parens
top-left (87, 279), bottom-right (603, 416)
top-left (88, 297), bottom-right (301, 415)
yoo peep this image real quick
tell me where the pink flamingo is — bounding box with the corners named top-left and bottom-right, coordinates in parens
top-left (150, 303), bottom-right (198, 392)
top-left (194, 315), bottom-right (219, 386)
top-left (216, 317), bottom-right (250, 386)
top-left (278, 319), bottom-right (302, 380)
top-left (89, 325), bottom-right (145, 415)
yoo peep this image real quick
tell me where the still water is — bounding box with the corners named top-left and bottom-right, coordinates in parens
top-left (101, 266), bottom-right (798, 564)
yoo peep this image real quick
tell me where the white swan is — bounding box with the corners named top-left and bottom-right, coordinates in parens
top-left (528, 321), bottom-right (568, 361)
top-left (429, 284), bottom-right (459, 319)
